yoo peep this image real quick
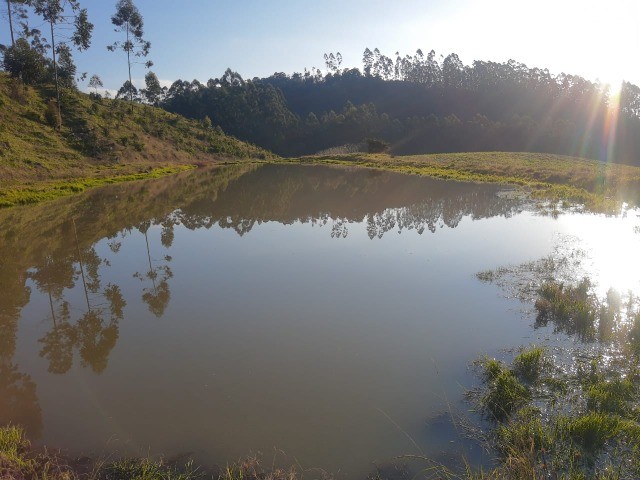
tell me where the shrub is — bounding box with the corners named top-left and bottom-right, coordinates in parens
top-left (366, 138), bottom-right (389, 153)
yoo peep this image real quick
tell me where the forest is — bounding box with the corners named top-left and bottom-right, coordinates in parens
top-left (3, 1), bottom-right (640, 164)
top-left (161, 50), bottom-right (640, 163)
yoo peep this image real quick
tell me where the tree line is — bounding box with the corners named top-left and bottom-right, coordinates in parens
top-left (4, 2), bottom-right (640, 164)
top-left (161, 49), bottom-right (640, 164)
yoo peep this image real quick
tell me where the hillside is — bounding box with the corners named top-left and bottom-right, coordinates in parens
top-left (0, 73), bottom-right (275, 205)
top-left (162, 54), bottom-right (640, 162)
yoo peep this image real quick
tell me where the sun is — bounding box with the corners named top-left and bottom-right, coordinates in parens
top-left (604, 79), bottom-right (624, 97)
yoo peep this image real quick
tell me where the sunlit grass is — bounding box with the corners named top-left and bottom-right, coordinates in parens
top-left (291, 152), bottom-right (640, 212)
top-left (0, 166), bottom-right (194, 207)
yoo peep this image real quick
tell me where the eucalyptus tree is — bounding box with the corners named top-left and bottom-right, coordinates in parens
top-left (31, 0), bottom-right (93, 125)
top-left (142, 70), bottom-right (163, 105)
top-left (88, 73), bottom-right (102, 95)
top-left (108, 0), bottom-right (151, 105)
top-left (3, 0), bottom-right (29, 50)
top-left (5, 0), bottom-right (16, 46)
top-left (323, 52), bottom-right (342, 74)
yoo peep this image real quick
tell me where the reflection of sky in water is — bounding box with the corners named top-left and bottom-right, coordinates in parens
top-left (552, 211), bottom-right (640, 297)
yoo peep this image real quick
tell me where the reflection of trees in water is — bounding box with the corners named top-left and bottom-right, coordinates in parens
top-left (133, 221), bottom-right (173, 318)
top-left (331, 219), bottom-right (349, 239)
top-left (0, 166), bottom-right (257, 431)
top-left (30, 222), bottom-right (128, 376)
top-left (166, 165), bottom-right (523, 239)
top-left (37, 280), bottom-right (126, 375)
top-left (0, 260), bottom-right (41, 438)
top-left (0, 163), bottom-right (524, 399)
top-left (0, 362), bottom-right (41, 437)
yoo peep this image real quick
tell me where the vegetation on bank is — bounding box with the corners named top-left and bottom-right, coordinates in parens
top-left (0, 425), bottom-right (203, 479)
top-left (458, 274), bottom-right (640, 480)
top-left (292, 152), bottom-right (640, 211)
top-left (0, 425), bottom-right (315, 480)
top-left (0, 165), bottom-right (195, 207)
top-left (0, 72), bottom-right (275, 201)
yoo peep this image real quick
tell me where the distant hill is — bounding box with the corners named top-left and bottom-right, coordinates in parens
top-left (161, 53), bottom-right (640, 164)
top-left (0, 73), bottom-right (274, 187)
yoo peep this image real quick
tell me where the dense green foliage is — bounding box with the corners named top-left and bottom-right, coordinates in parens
top-left (162, 49), bottom-right (640, 164)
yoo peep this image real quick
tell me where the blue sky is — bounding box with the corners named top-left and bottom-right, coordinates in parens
top-left (2, 0), bottom-right (639, 92)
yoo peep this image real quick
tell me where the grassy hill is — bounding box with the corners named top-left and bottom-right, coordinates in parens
top-left (0, 73), bottom-right (275, 206)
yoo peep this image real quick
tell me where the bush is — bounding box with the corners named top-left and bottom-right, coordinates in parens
top-left (366, 138), bottom-right (389, 153)
top-left (45, 99), bottom-right (61, 129)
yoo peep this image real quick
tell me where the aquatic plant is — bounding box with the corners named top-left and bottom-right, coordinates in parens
top-left (102, 458), bottom-right (201, 480)
top-left (512, 346), bottom-right (547, 384)
top-left (481, 370), bottom-right (530, 422)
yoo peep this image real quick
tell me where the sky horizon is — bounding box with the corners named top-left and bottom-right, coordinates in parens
top-left (1, 0), bottom-right (638, 94)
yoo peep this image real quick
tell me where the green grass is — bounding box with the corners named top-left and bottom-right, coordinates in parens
top-left (290, 152), bottom-right (640, 211)
top-left (0, 428), bottom-right (307, 480)
top-left (0, 165), bottom-right (194, 207)
top-left (535, 279), bottom-right (598, 340)
top-left (0, 425), bottom-right (33, 473)
top-left (586, 378), bottom-right (635, 416)
top-left (482, 370), bottom-right (531, 421)
top-left (101, 458), bottom-right (201, 480)
top-left (466, 278), bottom-right (640, 479)
top-left (0, 73), bottom-right (275, 207)
top-left (512, 347), bottom-right (547, 384)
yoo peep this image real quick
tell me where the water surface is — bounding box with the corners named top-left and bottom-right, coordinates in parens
top-left (1, 164), bottom-right (639, 477)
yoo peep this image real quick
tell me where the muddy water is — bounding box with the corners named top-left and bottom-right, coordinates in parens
top-left (1, 164), bottom-right (639, 477)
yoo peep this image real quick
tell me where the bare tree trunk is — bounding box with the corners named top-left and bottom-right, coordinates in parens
top-left (49, 19), bottom-right (62, 128)
top-left (6, 0), bottom-right (15, 47)
top-left (126, 21), bottom-right (133, 111)
top-left (145, 231), bottom-right (157, 293)
top-left (48, 290), bottom-right (58, 328)
top-left (72, 218), bottom-right (91, 311)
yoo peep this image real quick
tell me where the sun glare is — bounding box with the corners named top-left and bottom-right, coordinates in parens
top-left (606, 80), bottom-right (624, 97)
top-left (561, 213), bottom-right (640, 297)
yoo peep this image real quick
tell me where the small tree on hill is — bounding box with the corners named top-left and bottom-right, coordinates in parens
top-left (108, 0), bottom-right (151, 106)
top-left (366, 138), bottom-right (389, 153)
top-left (2, 37), bottom-right (47, 84)
top-left (88, 73), bottom-right (102, 95)
top-left (142, 70), bottom-right (163, 105)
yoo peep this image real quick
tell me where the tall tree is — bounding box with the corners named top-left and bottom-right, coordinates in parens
top-left (3, 0), bottom-right (29, 49)
top-left (6, 0), bottom-right (15, 46)
top-left (108, 0), bottom-right (151, 105)
top-left (31, 0), bottom-right (93, 125)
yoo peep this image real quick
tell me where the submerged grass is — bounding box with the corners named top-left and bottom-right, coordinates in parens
top-left (464, 278), bottom-right (640, 479)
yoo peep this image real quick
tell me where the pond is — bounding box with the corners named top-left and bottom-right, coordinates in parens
top-left (1, 164), bottom-right (639, 477)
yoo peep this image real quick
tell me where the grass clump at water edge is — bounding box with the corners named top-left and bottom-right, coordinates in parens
top-left (0, 165), bottom-right (194, 208)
